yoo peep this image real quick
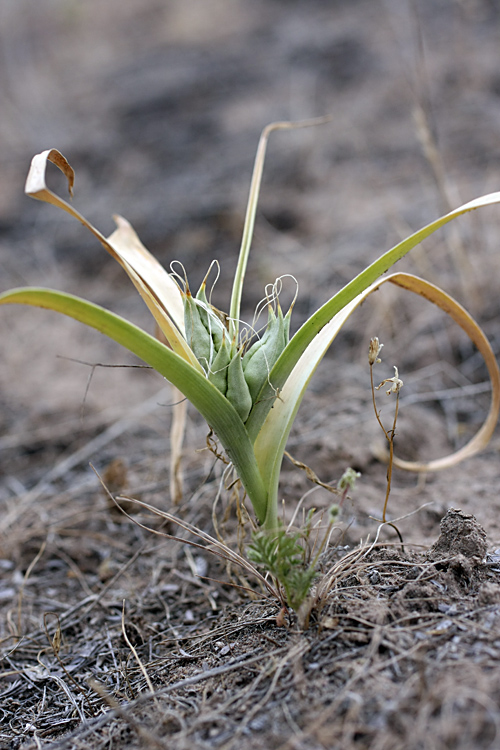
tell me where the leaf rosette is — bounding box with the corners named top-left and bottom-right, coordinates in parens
top-left (1, 122), bottom-right (500, 533)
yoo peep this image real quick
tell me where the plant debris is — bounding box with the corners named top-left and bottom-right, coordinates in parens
top-left (2, 490), bottom-right (500, 750)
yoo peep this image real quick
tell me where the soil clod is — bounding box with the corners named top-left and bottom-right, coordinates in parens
top-left (427, 508), bottom-right (488, 561)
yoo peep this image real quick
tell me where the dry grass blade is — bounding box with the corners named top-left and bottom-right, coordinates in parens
top-left (92, 466), bottom-right (281, 601)
top-left (50, 648), bottom-right (284, 750)
top-left (15, 540), bottom-right (46, 640)
top-left (169, 386), bottom-right (187, 504)
top-left (87, 679), bottom-right (167, 750)
top-left (120, 497), bottom-right (282, 600)
top-left (121, 601), bottom-right (158, 703)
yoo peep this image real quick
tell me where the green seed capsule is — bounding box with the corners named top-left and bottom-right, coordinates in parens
top-left (243, 303), bottom-right (287, 402)
top-left (195, 281), bottom-right (226, 353)
top-left (183, 291), bottom-right (212, 369)
top-left (207, 333), bottom-right (230, 395)
top-left (195, 283), bottom-right (209, 327)
top-left (242, 306), bottom-right (274, 372)
top-left (226, 350), bottom-right (253, 422)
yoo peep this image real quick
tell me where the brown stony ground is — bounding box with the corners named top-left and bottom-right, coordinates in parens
top-left (2, 1), bottom-right (500, 748)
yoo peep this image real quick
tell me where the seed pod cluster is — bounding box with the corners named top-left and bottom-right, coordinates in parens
top-left (183, 281), bottom-right (226, 374)
top-left (242, 302), bottom-right (290, 401)
top-left (183, 279), bottom-right (292, 424)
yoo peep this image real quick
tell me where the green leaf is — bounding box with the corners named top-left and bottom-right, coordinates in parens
top-left (252, 272), bottom-right (500, 529)
top-left (0, 287), bottom-right (269, 523)
top-left (245, 189), bottom-right (500, 441)
top-left (228, 117), bottom-right (331, 341)
top-left (253, 278), bottom-right (379, 527)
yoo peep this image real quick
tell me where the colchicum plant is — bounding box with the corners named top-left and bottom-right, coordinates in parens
top-left (1, 120), bottom-right (500, 536)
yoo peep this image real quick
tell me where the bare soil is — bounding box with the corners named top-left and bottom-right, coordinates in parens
top-left (2, 2), bottom-right (500, 749)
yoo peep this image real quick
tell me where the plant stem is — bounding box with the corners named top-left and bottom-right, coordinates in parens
top-left (369, 362), bottom-right (400, 523)
top-left (382, 394), bottom-right (399, 523)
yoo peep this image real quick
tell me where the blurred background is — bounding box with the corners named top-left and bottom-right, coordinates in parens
top-left (1, 0), bottom-right (500, 531)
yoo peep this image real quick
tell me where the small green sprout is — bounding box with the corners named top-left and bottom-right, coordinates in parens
top-left (249, 474), bottom-right (355, 615)
top-left (247, 528), bottom-right (316, 613)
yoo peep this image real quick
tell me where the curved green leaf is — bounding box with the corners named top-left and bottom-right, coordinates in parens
top-left (0, 287), bottom-right (268, 522)
top-left (253, 272), bottom-right (500, 528)
top-left (245, 190), bottom-right (500, 440)
top-left (228, 117), bottom-right (330, 341)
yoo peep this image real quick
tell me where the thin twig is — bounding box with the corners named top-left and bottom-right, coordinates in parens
top-left (121, 601), bottom-right (159, 705)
